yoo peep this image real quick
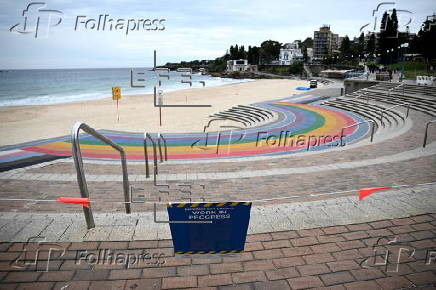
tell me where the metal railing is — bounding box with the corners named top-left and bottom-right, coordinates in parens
top-left (72, 122), bottom-right (131, 229)
top-left (144, 133), bottom-right (158, 179)
top-left (378, 103), bottom-right (410, 126)
top-left (157, 133), bottom-right (168, 163)
top-left (340, 120), bottom-right (375, 146)
top-left (144, 132), bottom-right (169, 184)
top-left (423, 119), bottom-right (436, 148)
top-left (355, 92), bottom-right (370, 104)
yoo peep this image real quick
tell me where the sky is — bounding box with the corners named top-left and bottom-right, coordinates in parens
top-left (0, 0), bottom-right (435, 69)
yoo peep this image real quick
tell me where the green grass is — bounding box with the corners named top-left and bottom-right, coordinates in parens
top-left (388, 61), bottom-right (436, 79)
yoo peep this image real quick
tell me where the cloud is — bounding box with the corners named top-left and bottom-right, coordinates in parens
top-left (0, 0), bottom-right (434, 69)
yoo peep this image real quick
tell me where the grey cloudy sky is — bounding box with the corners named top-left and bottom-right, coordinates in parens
top-left (0, 0), bottom-right (435, 69)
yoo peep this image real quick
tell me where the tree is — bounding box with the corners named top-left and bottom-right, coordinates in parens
top-left (378, 9), bottom-right (400, 64)
top-left (259, 40), bottom-right (282, 64)
top-left (247, 46), bottom-right (260, 65)
top-left (302, 37), bottom-right (313, 48)
top-left (238, 45), bottom-right (247, 59)
top-left (365, 33), bottom-right (376, 57)
top-left (378, 12), bottom-right (389, 64)
top-left (340, 36), bottom-right (351, 58)
top-left (414, 15), bottom-right (436, 64)
top-left (357, 32), bottom-right (365, 58)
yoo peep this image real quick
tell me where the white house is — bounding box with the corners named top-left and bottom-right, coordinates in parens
top-left (279, 41), bottom-right (303, 65)
top-left (226, 59), bottom-right (257, 72)
top-left (306, 48), bottom-right (313, 63)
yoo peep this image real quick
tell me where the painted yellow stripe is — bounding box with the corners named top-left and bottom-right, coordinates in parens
top-left (197, 251), bottom-right (205, 254)
top-left (216, 202), bottom-right (226, 207)
top-left (35, 103), bottom-right (354, 159)
top-left (177, 203), bottom-right (186, 208)
top-left (243, 202), bottom-right (251, 206)
top-left (207, 251), bottom-right (215, 254)
top-left (204, 203), bottom-right (214, 207)
top-left (190, 203), bottom-right (200, 207)
top-left (218, 250), bottom-right (227, 254)
top-left (230, 202), bottom-right (239, 206)
top-left (229, 250), bottom-right (237, 253)
top-left (175, 252), bottom-right (183, 254)
top-left (186, 251), bottom-right (193, 254)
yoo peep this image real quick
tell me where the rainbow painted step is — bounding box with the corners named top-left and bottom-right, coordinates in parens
top-left (0, 98), bottom-right (369, 168)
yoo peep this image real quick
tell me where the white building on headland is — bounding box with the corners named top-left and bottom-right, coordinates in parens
top-left (226, 59), bottom-right (258, 72)
top-left (279, 41), bottom-right (304, 65)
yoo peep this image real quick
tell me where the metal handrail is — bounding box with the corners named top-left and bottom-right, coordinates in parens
top-left (157, 133), bottom-right (168, 163)
top-left (355, 92), bottom-right (369, 104)
top-left (144, 133), bottom-right (158, 179)
top-left (378, 103), bottom-right (410, 126)
top-left (423, 119), bottom-right (436, 148)
top-left (72, 122), bottom-right (131, 229)
top-left (340, 120), bottom-right (375, 146)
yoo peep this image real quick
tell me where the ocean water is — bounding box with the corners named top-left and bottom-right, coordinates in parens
top-left (0, 68), bottom-right (250, 106)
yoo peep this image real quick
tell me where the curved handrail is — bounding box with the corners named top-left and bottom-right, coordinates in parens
top-left (340, 120), bottom-right (375, 146)
top-left (378, 103), bottom-right (410, 126)
top-left (212, 113), bottom-right (251, 126)
top-left (157, 133), bottom-right (168, 162)
top-left (72, 122), bottom-right (131, 229)
top-left (423, 119), bottom-right (436, 148)
top-left (228, 108), bottom-right (263, 122)
top-left (355, 92), bottom-right (369, 104)
top-left (238, 105), bottom-right (274, 117)
top-left (144, 133), bottom-right (158, 179)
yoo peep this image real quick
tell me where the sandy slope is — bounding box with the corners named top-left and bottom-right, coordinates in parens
top-left (0, 79), bottom-right (312, 146)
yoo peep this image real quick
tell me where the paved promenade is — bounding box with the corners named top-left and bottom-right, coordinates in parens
top-left (0, 82), bottom-right (435, 289)
top-left (0, 212), bottom-right (435, 289)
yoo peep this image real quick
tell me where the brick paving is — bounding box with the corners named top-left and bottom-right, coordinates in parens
top-left (0, 84), bottom-right (435, 288)
top-left (0, 214), bottom-right (434, 289)
top-left (0, 154), bottom-right (435, 213)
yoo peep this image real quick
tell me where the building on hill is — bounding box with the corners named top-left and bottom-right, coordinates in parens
top-left (313, 25), bottom-right (340, 61)
top-left (279, 41), bottom-right (304, 65)
top-left (226, 59), bottom-right (258, 72)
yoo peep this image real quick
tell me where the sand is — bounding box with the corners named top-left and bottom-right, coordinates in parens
top-left (0, 79), bottom-right (313, 146)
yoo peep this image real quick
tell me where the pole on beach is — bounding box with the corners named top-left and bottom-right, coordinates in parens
top-left (159, 106), bottom-right (162, 126)
top-left (112, 86), bottom-right (122, 123)
top-left (158, 89), bottom-right (163, 126)
top-left (117, 99), bottom-right (120, 122)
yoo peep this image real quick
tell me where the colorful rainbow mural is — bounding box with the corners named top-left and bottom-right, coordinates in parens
top-left (0, 97), bottom-right (369, 170)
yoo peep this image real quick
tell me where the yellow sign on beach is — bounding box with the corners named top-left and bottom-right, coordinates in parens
top-left (112, 86), bottom-right (121, 100)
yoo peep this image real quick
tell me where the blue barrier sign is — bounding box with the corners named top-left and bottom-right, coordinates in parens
top-left (167, 202), bottom-right (252, 254)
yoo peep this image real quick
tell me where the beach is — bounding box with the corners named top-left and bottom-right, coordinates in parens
top-left (0, 79), bottom-right (311, 146)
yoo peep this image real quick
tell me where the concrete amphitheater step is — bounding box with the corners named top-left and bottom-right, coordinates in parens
top-left (16, 103), bottom-right (431, 178)
top-left (322, 98), bottom-right (405, 128)
top-left (0, 183), bottom-right (435, 242)
top-left (0, 146), bottom-right (435, 214)
top-left (357, 86), bottom-right (436, 117)
top-left (208, 105), bottom-right (276, 128)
